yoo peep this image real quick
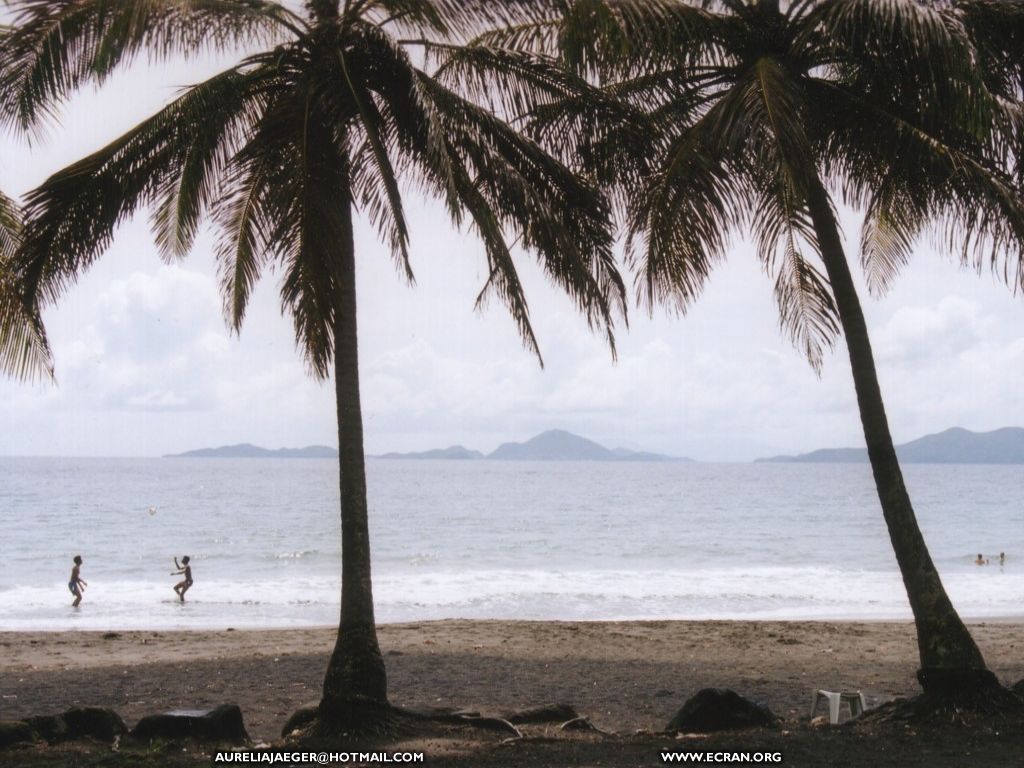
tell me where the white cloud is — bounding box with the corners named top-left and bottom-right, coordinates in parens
top-left (876, 296), bottom-right (988, 364)
top-left (44, 264), bottom-right (228, 414)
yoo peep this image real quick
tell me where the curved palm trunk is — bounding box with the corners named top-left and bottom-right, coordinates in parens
top-left (803, 174), bottom-right (997, 697)
top-left (320, 181), bottom-right (388, 716)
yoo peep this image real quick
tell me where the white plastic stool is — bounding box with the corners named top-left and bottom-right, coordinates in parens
top-left (810, 689), bottom-right (866, 724)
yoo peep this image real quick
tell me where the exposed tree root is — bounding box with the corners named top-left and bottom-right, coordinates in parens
top-left (858, 672), bottom-right (1023, 726)
top-left (283, 700), bottom-right (527, 744)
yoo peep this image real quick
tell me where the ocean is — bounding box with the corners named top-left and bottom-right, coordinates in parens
top-left (0, 458), bottom-right (1021, 630)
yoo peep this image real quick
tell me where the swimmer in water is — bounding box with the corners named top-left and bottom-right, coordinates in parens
top-left (69, 555), bottom-right (87, 607)
top-left (171, 556), bottom-right (193, 602)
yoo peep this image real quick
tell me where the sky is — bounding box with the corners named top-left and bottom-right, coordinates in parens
top-left (1, 55), bottom-right (1022, 462)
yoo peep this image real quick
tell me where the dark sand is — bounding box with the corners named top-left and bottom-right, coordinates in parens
top-left (2, 620), bottom-right (1023, 766)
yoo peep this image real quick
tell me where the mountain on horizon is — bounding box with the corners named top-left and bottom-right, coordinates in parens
top-left (380, 429), bottom-right (689, 462)
top-left (165, 443), bottom-right (337, 459)
top-left (377, 445), bottom-right (484, 460)
top-left (756, 426), bottom-right (1024, 464)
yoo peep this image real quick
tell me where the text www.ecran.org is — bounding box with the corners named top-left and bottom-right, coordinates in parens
top-left (661, 752), bottom-right (783, 764)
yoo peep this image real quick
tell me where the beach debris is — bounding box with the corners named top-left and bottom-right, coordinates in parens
top-left (558, 716), bottom-right (609, 734)
top-left (13, 708), bottom-right (128, 745)
top-left (23, 714), bottom-right (67, 743)
top-left (665, 689), bottom-right (778, 733)
top-left (456, 715), bottom-right (522, 737)
top-left (503, 703), bottom-right (580, 725)
top-left (281, 703), bottom-right (320, 737)
top-left (147, 507), bottom-right (157, 516)
top-left (0, 720), bottom-right (35, 748)
top-left (62, 707), bottom-right (129, 743)
top-left (131, 704), bottom-right (249, 745)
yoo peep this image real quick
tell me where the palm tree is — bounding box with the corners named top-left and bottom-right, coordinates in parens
top-left (517, 0), bottom-right (1024, 700)
top-left (1, 0), bottom-right (623, 727)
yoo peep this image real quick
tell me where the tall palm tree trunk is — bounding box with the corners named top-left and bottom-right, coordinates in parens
top-left (803, 174), bottom-right (998, 698)
top-left (321, 178), bottom-right (388, 718)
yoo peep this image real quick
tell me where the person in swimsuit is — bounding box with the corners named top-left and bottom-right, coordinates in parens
top-left (69, 555), bottom-right (87, 607)
top-left (171, 556), bottom-right (193, 602)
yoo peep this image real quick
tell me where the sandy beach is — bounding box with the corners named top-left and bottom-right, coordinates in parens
top-left (3, 619), bottom-right (1023, 749)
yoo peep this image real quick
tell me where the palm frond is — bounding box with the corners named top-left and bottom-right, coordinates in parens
top-left (466, 19), bottom-right (562, 55)
top-left (338, 44), bottom-right (413, 283)
top-left (858, 183), bottom-right (917, 297)
top-left (0, 190), bottom-right (53, 381)
top-left (953, 0), bottom-right (1024, 99)
top-left (626, 93), bottom-right (748, 313)
top-left (214, 151), bottom-right (274, 331)
top-left (0, 0), bottom-right (297, 132)
top-left (745, 146), bottom-right (839, 373)
top-left (815, 78), bottom-right (1024, 293)
top-left (557, 0), bottom-right (723, 81)
top-left (431, 44), bottom-right (586, 122)
top-left (770, 243), bottom-right (839, 375)
top-left (344, 20), bottom-right (463, 274)
top-left (416, 72), bottom-right (624, 357)
top-left (273, 113), bottom-right (349, 380)
top-left (801, 0), bottom-right (1000, 143)
top-left (216, 77), bottom-right (350, 378)
top-left (626, 63), bottom-right (819, 315)
top-left (16, 63), bottom-right (275, 308)
top-left (365, 0), bottom-right (560, 41)
top-left (802, 0), bottom-right (966, 74)
top-left (744, 58), bottom-right (815, 194)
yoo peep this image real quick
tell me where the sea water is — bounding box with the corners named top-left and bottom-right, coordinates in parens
top-left (0, 457), bottom-right (1021, 630)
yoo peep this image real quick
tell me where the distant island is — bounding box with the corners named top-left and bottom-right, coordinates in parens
top-left (165, 444), bottom-right (338, 459)
top-left (756, 427), bottom-right (1024, 464)
top-left (169, 430), bottom-right (689, 462)
top-left (377, 446), bottom-right (484, 460)
top-left (380, 429), bottom-right (689, 462)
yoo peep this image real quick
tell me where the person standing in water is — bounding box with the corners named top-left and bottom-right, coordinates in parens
top-left (171, 556), bottom-right (193, 602)
top-left (69, 555), bottom-right (87, 607)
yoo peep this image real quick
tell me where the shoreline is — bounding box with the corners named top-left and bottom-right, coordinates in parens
top-left (3, 619), bottom-right (1022, 743)
top-left (5, 611), bottom-right (1024, 635)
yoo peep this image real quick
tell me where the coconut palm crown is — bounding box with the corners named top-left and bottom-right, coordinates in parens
top-left (513, 0), bottom-right (1024, 699)
top-left (1, 0), bottom-right (624, 725)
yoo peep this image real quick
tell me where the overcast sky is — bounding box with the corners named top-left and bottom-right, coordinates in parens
top-left (1, 56), bottom-right (1022, 461)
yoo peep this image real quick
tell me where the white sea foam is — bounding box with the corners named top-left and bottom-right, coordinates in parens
top-left (1, 567), bottom-right (1021, 630)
